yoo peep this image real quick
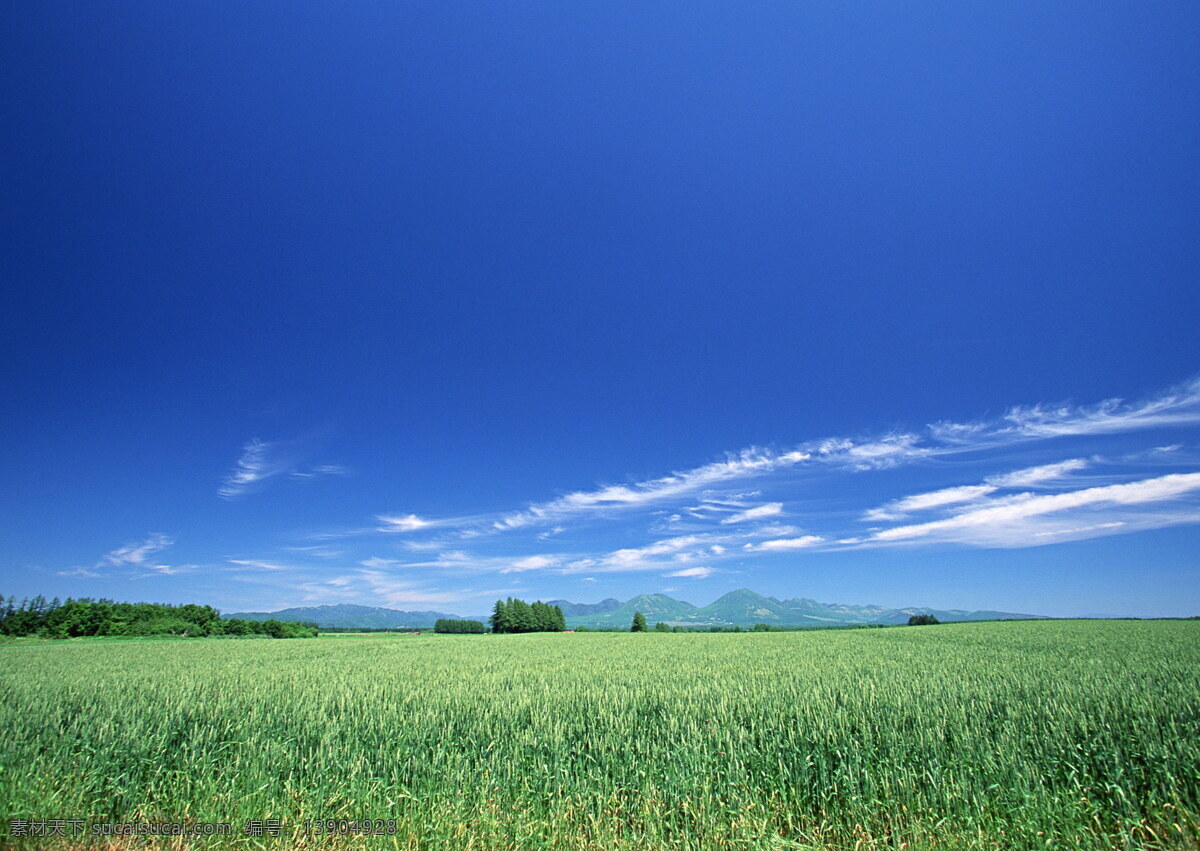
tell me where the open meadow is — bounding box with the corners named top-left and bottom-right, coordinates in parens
top-left (2, 620), bottom-right (1198, 850)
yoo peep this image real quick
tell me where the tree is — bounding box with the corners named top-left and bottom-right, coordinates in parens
top-left (908, 613), bottom-right (940, 626)
top-left (631, 611), bottom-right (647, 632)
top-left (489, 599), bottom-right (510, 634)
top-left (531, 601), bottom-right (556, 632)
top-left (509, 599), bottom-right (536, 633)
top-left (489, 597), bottom-right (565, 634)
top-left (654, 621), bottom-right (670, 632)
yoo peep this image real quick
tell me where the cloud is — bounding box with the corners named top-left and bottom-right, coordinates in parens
top-left (103, 533), bottom-right (174, 566)
top-left (72, 534), bottom-right (187, 577)
top-left (359, 556), bottom-right (402, 569)
top-left (984, 458), bottom-right (1089, 488)
top-left (220, 437), bottom-right (344, 498)
top-left (744, 535), bottom-right (823, 552)
top-left (57, 567), bottom-right (102, 578)
top-left (869, 472), bottom-right (1200, 547)
top-left (389, 551), bottom-right (572, 575)
top-left (558, 524), bottom-right (818, 574)
top-left (931, 377), bottom-right (1200, 443)
top-left (864, 486), bottom-right (995, 522)
top-left (599, 535), bottom-right (714, 571)
top-left (290, 464), bottom-right (350, 479)
top-left (354, 570), bottom-right (462, 607)
top-left (483, 437), bottom-right (930, 533)
top-left (286, 376), bottom-right (1200, 588)
top-left (492, 448), bottom-right (814, 530)
top-left (284, 545), bottom-right (344, 559)
top-left (219, 439), bottom-right (286, 498)
top-left (504, 555), bottom-right (557, 573)
top-left (376, 514), bottom-right (432, 532)
top-left (721, 502), bottom-right (783, 524)
top-left (864, 458), bottom-right (1092, 521)
top-left (665, 566), bottom-right (715, 578)
top-left (143, 563), bottom-right (197, 576)
top-left (227, 559), bottom-right (292, 571)
top-left (353, 377), bottom-right (1200, 543)
top-left (812, 434), bottom-right (927, 470)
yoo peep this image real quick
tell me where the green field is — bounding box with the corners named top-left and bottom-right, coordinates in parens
top-left (2, 621), bottom-right (1198, 849)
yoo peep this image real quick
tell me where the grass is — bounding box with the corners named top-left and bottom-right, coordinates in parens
top-left (2, 620), bottom-right (1198, 849)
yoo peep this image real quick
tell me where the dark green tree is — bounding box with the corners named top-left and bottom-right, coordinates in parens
top-left (489, 599), bottom-right (510, 633)
top-left (631, 611), bottom-right (648, 632)
top-left (654, 621), bottom-right (670, 632)
top-left (908, 614), bottom-right (940, 625)
top-left (531, 601), bottom-right (555, 632)
top-left (509, 598), bottom-right (536, 633)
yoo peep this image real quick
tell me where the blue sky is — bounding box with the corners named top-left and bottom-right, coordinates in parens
top-left (2, 3), bottom-right (1198, 618)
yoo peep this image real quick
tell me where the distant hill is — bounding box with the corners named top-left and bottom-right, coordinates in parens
top-left (226, 603), bottom-right (465, 629)
top-left (547, 593), bottom-right (700, 628)
top-left (230, 591), bottom-right (1044, 629)
top-left (655, 589), bottom-right (1045, 628)
top-left (545, 598), bottom-right (622, 617)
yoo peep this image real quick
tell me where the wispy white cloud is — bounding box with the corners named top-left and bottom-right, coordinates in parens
top-left (359, 556), bottom-right (402, 569)
top-left (492, 448), bottom-right (814, 530)
top-left (103, 533), bottom-right (174, 566)
top-left (142, 563), bottom-right (198, 576)
top-left (283, 545), bottom-right (344, 559)
top-left (581, 534), bottom-right (716, 573)
top-left (504, 555), bottom-right (557, 573)
top-left (984, 458), bottom-right (1089, 488)
top-left (744, 535), bottom-right (823, 552)
top-left (864, 459), bottom-right (1091, 521)
top-left (351, 378), bottom-right (1200, 542)
top-left (931, 377), bottom-right (1200, 443)
top-left (61, 533), bottom-right (183, 577)
top-left (220, 438), bottom-right (344, 498)
top-left (665, 566), bottom-right (715, 578)
top-left (227, 559), bottom-right (293, 571)
top-left (290, 464), bottom-right (350, 480)
top-left (810, 434), bottom-right (927, 471)
top-left (388, 551), bottom-right (571, 575)
top-left (376, 514), bottom-right (432, 532)
top-left (219, 439), bottom-right (285, 498)
top-left (353, 570), bottom-right (463, 607)
top-left (721, 502), bottom-right (783, 524)
top-left (57, 566), bottom-right (102, 578)
top-left (864, 486), bottom-right (995, 522)
top-left (869, 472), bottom-right (1200, 547)
top-left (253, 377), bottom-right (1200, 600)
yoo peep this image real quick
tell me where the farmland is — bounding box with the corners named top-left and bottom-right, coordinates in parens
top-left (2, 621), bottom-right (1198, 849)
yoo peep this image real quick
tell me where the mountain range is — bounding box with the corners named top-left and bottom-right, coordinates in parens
top-left (228, 589), bottom-right (1044, 629)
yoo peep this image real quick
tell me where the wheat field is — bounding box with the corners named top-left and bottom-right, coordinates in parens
top-left (2, 620), bottom-right (1198, 849)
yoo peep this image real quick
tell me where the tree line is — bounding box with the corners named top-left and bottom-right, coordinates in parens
top-left (433, 618), bottom-right (486, 634)
top-left (489, 598), bottom-right (566, 633)
top-left (0, 594), bottom-right (317, 639)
